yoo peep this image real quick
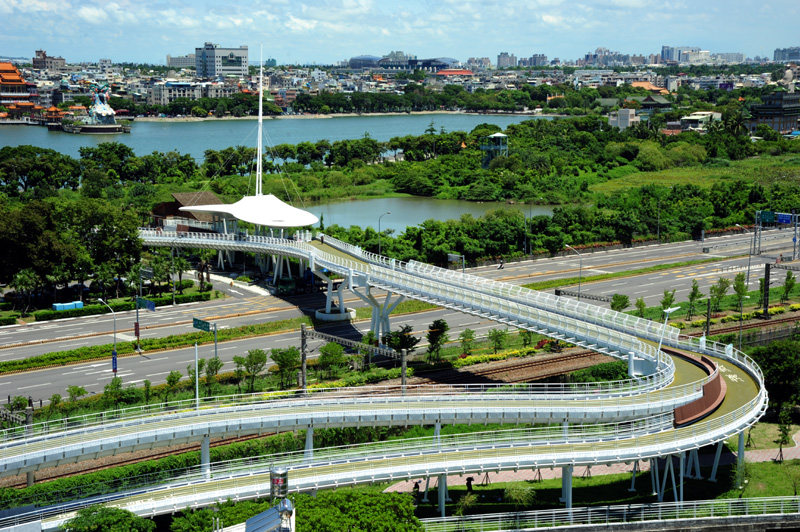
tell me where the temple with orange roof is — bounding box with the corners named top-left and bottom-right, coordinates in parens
top-left (0, 62), bottom-right (30, 107)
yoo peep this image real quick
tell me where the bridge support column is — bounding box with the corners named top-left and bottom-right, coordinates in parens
top-left (422, 477), bottom-right (431, 503)
top-left (350, 286), bottom-right (405, 340)
top-left (737, 430), bottom-right (746, 488)
top-left (305, 426), bottom-right (314, 463)
top-left (401, 349), bottom-right (407, 395)
top-left (628, 460), bottom-right (638, 492)
top-left (25, 407), bottom-right (34, 487)
top-left (679, 452), bottom-right (685, 503)
top-left (560, 465), bottom-right (573, 508)
top-left (650, 458), bottom-right (658, 496)
top-left (628, 351), bottom-right (635, 377)
top-left (201, 435), bottom-right (210, 479)
top-left (438, 474), bottom-right (447, 517)
top-left (709, 441), bottom-right (724, 482)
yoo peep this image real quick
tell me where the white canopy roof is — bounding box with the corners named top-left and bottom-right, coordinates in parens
top-left (179, 194), bottom-right (319, 228)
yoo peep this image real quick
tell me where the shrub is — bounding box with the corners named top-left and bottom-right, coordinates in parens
top-left (0, 317), bottom-right (18, 326)
top-left (768, 306), bottom-right (786, 315)
top-left (790, 304), bottom-right (800, 311)
top-left (691, 320), bottom-right (706, 328)
top-left (669, 322), bottom-right (686, 330)
top-left (32, 293), bottom-right (211, 322)
top-left (237, 275), bottom-right (252, 283)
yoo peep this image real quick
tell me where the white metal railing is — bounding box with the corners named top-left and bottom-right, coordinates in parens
top-left (420, 496), bottom-right (800, 531)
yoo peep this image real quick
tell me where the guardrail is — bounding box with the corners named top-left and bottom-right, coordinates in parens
top-left (420, 496), bottom-right (800, 531)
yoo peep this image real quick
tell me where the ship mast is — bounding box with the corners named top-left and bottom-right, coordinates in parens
top-left (255, 47), bottom-right (264, 196)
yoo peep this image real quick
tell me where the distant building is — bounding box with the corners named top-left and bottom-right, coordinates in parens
top-left (32, 50), bottom-right (65, 71)
top-left (167, 54), bottom-right (196, 69)
top-left (195, 42), bottom-right (248, 78)
top-left (712, 52), bottom-right (744, 63)
top-left (607, 108), bottom-right (640, 130)
top-left (497, 52), bottom-right (517, 68)
top-left (774, 47), bottom-right (800, 62)
top-left (98, 58), bottom-right (112, 72)
top-left (680, 111), bottom-right (722, 131)
top-left (348, 55), bottom-right (382, 69)
top-left (661, 45), bottom-right (700, 63)
top-left (746, 87), bottom-right (800, 134)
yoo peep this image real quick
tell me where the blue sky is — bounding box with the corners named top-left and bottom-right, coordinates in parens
top-left (0, 0), bottom-right (797, 65)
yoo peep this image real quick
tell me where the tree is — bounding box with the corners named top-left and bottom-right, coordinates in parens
top-left (9, 268), bottom-right (38, 315)
top-left (59, 505), bottom-right (155, 531)
top-left (659, 289), bottom-right (676, 320)
top-left (143, 380), bottom-right (152, 405)
top-left (635, 297), bottom-right (647, 318)
top-left (164, 370), bottom-right (182, 403)
top-left (709, 277), bottom-right (731, 312)
top-left (233, 349), bottom-right (268, 393)
top-left (487, 328), bottom-right (509, 354)
top-left (783, 270), bottom-right (796, 303)
top-left (504, 485), bottom-right (536, 510)
top-left (384, 324), bottom-right (420, 354)
top-left (319, 342), bottom-right (346, 378)
top-left (173, 256), bottom-right (192, 294)
top-left (63, 385), bottom-right (87, 420)
top-left (271, 347), bottom-right (301, 389)
top-left (776, 406), bottom-right (793, 463)
top-left (426, 319), bottom-right (450, 362)
top-left (686, 279), bottom-right (704, 320)
top-left (750, 340), bottom-right (800, 408)
top-left (519, 329), bottom-right (535, 348)
top-left (459, 328), bottom-right (476, 355)
top-left (46, 394), bottom-right (62, 420)
top-left (102, 376), bottom-right (124, 411)
top-left (204, 356), bottom-right (224, 396)
top-left (610, 293), bottom-right (630, 312)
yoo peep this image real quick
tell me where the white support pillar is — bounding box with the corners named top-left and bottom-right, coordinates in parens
top-left (561, 465), bottom-right (573, 508)
top-left (628, 461), bottom-right (638, 492)
top-left (650, 458), bottom-right (658, 496)
top-left (709, 441), bottom-right (724, 482)
top-left (737, 431), bottom-right (746, 488)
top-left (304, 426), bottom-right (314, 463)
top-left (628, 351), bottom-right (635, 377)
top-left (201, 435), bottom-right (210, 479)
top-left (438, 474), bottom-right (446, 517)
top-left (685, 450), bottom-right (694, 479)
top-left (679, 452), bottom-right (685, 503)
top-left (422, 477), bottom-right (431, 503)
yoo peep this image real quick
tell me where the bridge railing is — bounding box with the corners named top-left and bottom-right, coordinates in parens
top-left (419, 496), bottom-right (800, 531)
top-left (402, 260), bottom-right (679, 345)
top-left (4, 415), bottom-right (675, 513)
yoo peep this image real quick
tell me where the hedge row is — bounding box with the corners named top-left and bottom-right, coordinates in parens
top-left (0, 317), bottom-right (17, 326)
top-left (0, 302), bottom-right (12, 311)
top-left (451, 347), bottom-right (537, 369)
top-left (32, 292), bottom-right (212, 322)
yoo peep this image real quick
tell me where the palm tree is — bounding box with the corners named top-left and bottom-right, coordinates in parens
top-left (196, 249), bottom-right (216, 290)
top-left (173, 256), bottom-right (192, 294)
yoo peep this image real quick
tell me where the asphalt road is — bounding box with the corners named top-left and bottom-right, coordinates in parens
top-left (2, 228), bottom-right (796, 403)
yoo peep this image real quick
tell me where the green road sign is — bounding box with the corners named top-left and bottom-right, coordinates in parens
top-left (193, 318), bottom-right (210, 332)
top-left (761, 210), bottom-right (775, 223)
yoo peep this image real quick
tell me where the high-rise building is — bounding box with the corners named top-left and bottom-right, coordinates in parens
top-left (712, 53), bottom-right (744, 63)
top-left (497, 52), bottom-right (517, 68)
top-left (195, 42), bottom-right (248, 78)
top-left (774, 47), bottom-right (800, 62)
top-left (661, 46), bottom-right (700, 63)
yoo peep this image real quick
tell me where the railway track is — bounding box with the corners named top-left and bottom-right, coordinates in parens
top-left (688, 314), bottom-right (800, 338)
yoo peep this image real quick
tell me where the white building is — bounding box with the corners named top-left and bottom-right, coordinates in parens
top-left (607, 108), bottom-right (640, 130)
top-left (195, 42), bottom-right (248, 79)
top-left (167, 54), bottom-right (196, 69)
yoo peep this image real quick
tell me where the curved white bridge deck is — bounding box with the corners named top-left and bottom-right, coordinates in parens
top-left (0, 232), bottom-right (767, 530)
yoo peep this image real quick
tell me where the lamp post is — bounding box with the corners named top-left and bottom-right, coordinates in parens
top-left (378, 211), bottom-right (390, 256)
top-left (657, 306), bottom-right (681, 354)
top-left (738, 295), bottom-right (751, 351)
top-left (736, 224), bottom-right (753, 288)
top-left (98, 298), bottom-right (117, 374)
top-left (565, 244), bottom-right (582, 301)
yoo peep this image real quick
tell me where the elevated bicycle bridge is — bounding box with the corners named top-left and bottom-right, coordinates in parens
top-left (0, 231), bottom-right (768, 531)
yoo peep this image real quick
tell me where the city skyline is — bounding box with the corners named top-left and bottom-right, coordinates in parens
top-left (0, 0), bottom-right (798, 65)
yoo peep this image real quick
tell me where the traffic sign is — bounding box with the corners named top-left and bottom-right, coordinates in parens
top-left (193, 318), bottom-right (211, 332)
top-left (112, 350), bottom-right (117, 374)
top-left (778, 213), bottom-right (791, 224)
top-left (761, 210), bottom-right (775, 223)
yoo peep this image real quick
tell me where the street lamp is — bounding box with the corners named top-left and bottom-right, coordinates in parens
top-left (738, 295), bottom-right (751, 351)
top-left (657, 306), bottom-right (681, 354)
top-left (378, 211), bottom-right (390, 256)
top-left (565, 244), bottom-right (582, 301)
top-left (736, 224), bottom-right (753, 288)
top-left (98, 298), bottom-right (117, 374)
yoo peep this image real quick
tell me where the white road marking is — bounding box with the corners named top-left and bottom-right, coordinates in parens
top-left (18, 383), bottom-right (51, 390)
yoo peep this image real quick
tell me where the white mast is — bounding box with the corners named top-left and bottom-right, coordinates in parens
top-left (255, 46), bottom-right (264, 196)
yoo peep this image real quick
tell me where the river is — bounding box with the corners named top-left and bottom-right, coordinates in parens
top-left (0, 113), bottom-right (545, 161)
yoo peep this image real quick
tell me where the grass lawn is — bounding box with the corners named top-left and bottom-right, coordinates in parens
top-left (726, 421), bottom-right (800, 453)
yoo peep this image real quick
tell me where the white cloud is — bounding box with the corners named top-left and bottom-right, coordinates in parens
top-left (76, 5), bottom-right (110, 24)
top-left (285, 14), bottom-right (318, 31)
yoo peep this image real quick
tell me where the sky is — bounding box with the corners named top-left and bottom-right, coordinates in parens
top-left (0, 0), bottom-right (798, 66)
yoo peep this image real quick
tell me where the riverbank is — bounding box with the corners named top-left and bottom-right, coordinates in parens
top-left (134, 109), bottom-right (548, 123)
